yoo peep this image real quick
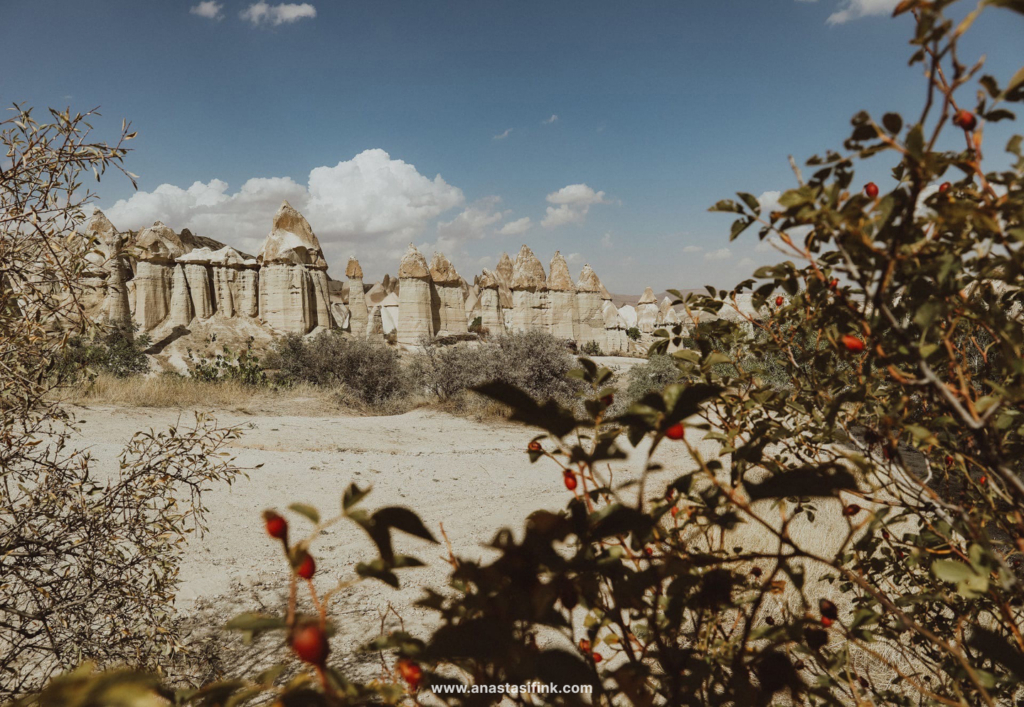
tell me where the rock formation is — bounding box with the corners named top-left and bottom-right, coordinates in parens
top-left (396, 244), bottom-right (433, 345)
top-left (477, 268), bottom-right (505, 336)
top-left (602, 300), bottom-right (629, 353)
top-left (366, 281), bottom-right (388, 307)
top-left (346, 257), bottom-right (368, 336)
top-left (636, 287), bottom-right (659, 333)
top-left (510, 245), bottom-right (548, 333)
top-left (257, 201), bottom-right (332, 334)
top-left (546, 251), bottom-right (579, 340)
top-left (495, 252), bottom-right (514, 309)
top-left (618, 305), bottom-right (638, 329)
top-left (332, 302), bottom-right (351, 331)
top-left (367, 305), bottom-right (385, 341)
top-left (134, 222), bottom-right (186, 331)
top-left (381, 292), bottom-right (400, 334)
top-left (576, 264), bottom-right (606, 349)
top-left (83, 211), bottom-right (132, 330)
top-left (178, 248), bottom-right (216, 320)
top-left (429, 252), bottom-right (468, 336)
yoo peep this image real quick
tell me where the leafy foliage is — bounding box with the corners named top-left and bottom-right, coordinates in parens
top-left (186, 336), bottom-right (267, 386)
top-left (11, 1), bottom-right (1024, 704)
top-left (265, 330), bottom-right (408, 405)
top-left (0, 106), bottom-right (242, 699)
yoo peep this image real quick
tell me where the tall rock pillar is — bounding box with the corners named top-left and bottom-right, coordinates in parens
top-left (396, 244), bottom-right (433, 346)
top-left (346, 257), bottom-right (369, 336)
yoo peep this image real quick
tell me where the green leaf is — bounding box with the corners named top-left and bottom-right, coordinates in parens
top-left (373, 506), bottom-right (439, 544)
top-left (738, 192), bottom-right (761, 213)
top-left (906, 123), bottom-right (925, 161)
top-left (342, 483), bottom-right (370, 512)
top-left (473, 380), bottom-right (580, 437)
top-left (883, 113), bottom-right (904, 134)
top-left (932, 560), bottom-right (975, 583)
top-left (288, 503), bottom-right (320, 525)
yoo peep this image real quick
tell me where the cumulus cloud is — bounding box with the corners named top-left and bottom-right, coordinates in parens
top-left (493, 128), bottom-right (513, 141)
top-left (541, 183), bottom-right (608, 229)
top-left (542, 114), bottom-right (558, 124)
top-left (566, 252), bottom-right (583, 264)
top-left (240, 2), bottom-right (316, 26)
top-left (704, 248), bottom-right (732, 261)
top-left (820, 0), bottom-right (899, 24)
top-left (104, 149), bottom-right (464, 266)
top-left (436, 197), bottom-right (505, 241)
top-left (682, 245), bottom-right (703, 254)
top-left (190, 1), bottom-right (224, 20)
top-left (499, 217), bottom-right (532, 236)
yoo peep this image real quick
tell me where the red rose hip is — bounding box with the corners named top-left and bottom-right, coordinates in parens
top-left (939, 182), bottom-right (951, 193)
top-left (296, 553), bottom-right (316, 579)
top-left (290, 623), bottom-right (329, 665)
top-left (775, 296), bottom-right (784, 307)
top-left (864, 182), bottom-right (879, 199)
top-left (396, 658), bottom-right (423, 690)
top-left (665, 422), bottom-right (685, 440)
top-left (953, 109), bottom-right (977, 131)
top-left (840, 335), bottom-right (864, 353)
top-left (264, 511), bottom-right (288, 540)
top-left (563, 471), bottom-right (578, 491)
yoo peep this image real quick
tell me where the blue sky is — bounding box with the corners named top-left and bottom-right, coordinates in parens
top-left (3, 0), bottom-right (1021, 292)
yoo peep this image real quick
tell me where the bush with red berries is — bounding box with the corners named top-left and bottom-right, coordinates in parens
top-left (11, 1), bottom-right (1024, 705)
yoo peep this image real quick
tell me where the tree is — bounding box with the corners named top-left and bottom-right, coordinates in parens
top-left (0, 106), bottom-right (243, 698)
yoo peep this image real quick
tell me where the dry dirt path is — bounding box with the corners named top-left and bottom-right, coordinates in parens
top-left (68, 401), bottom-right (678, 684)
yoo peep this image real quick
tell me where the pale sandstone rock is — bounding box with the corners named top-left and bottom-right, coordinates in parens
top-left (429, 252), bottom-right (468, 336)
top-left (636, 287), bottom-right (659, 333)
top-left (576, 264), bottom-right (606, 349)
top-left (602, 300), bottom-right (629, 353)
top-left (331, 302), bottom-right (351, 331)
top-left (169, 264), bottom-right (194, 326)
top-left (132, 222), bottom-right (187, 331)
top-left (618, 304), bottom-right (638, 329)
top-left (547, 251), bottom-right (579, 340)
top-left (84, 211), bottom-right (132, 329)
top-left (397, 244), bottom-right (433, 345)
top-left (495, 252), bottom-right (514, 309)
top-left (477, 268), bottom-right (506, 336)
top-left (346, 257), bottom-right (368, 336)
top-left (259, 263), bottom-right (316, 334)
top-left (510, 245), bottom-right (548, 332)
top-left (178, 248), bottom-right (216, 320)
top-left (257, 202), bottom-right (331, 332)
top-left (366, 281), bottom-right (387, 306)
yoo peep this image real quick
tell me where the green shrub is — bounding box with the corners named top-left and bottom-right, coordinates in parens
top-left (266, 331), bottom-right (407, 405)
top-left (580, 339), bottom-right (603, 356)
top-left (58, 326), bottom-right (151, 380)
top-left (468, 316), bottom-right (483, 334)
top-left (412, 331), bottom-right (582, 405)
top-left (626, 326), bottom-right (641, 341)
top-left (186, 336), bottom-right (267, 387)
top-left (621, 354), bottom-right (681, 407)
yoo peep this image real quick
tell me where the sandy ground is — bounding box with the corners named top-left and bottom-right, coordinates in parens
top-left (68, 395), bottom-right (687, 686)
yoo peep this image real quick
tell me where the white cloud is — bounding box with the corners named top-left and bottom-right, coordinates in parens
top-left (823, 0), bottom-right (898, 24)
top-left (499, 217), bottom-right (532, 236)
top-left (493, 128), bottom-right (513, 141)
top-left (542, 115), bottom-right (558, 124)
top-left (704, 248), bottom-right (732, 261)
top-left (566, 252), bottom-right (583, 264)
top-left (682, 245), bottom-right (703, 254)
top-left (436, 197), bottom-right (505, 241)
top-left (104, 149), bottom-right (464, 270)
top-left (240, 2), bottom-right (316, 26)
top-left (600, 232), bottom-right (613, 248)
top-left (190, 1), bottom-right (224, 20)
top-left (737, 257), bottom-right (756, 270)
top-left (541, 183), bottom-right (609, 229)
top-left (755, 237), bottom-right (782, 253)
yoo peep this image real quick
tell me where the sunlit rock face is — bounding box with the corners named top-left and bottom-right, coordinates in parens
top-left (397, 244), bottom-right (433, 345)
top-left (510, 245), bottom-right (548, 333)
top-left (576, 264), bottom-right (606, 349)
top-left (133, 222), bottom-right (187, 331)
top-left (346, 257), bottom-right (368, 336)
top-left (546, 251), bottom-right (579, 340)
top-left (477, 268), bottom-right (506, 336)
top-left (636, 286), bottom-right (659, 334)
top-left (429, 252), bottom-right (468, 336)
top-left (257, 201), bottom-right (332, 334)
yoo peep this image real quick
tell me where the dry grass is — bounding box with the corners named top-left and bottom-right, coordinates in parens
top-left (62, 374), bottom-right (345, 415)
